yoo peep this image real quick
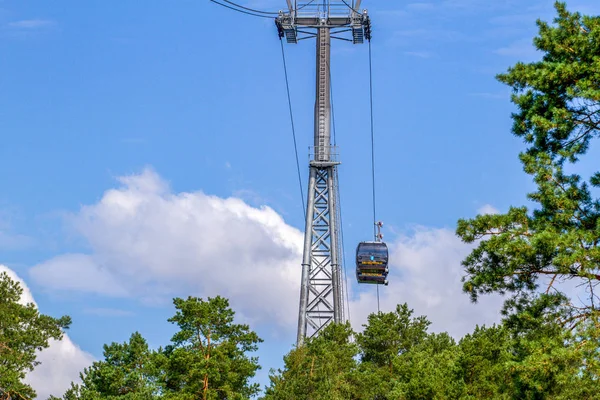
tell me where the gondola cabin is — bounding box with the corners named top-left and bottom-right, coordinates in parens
top-left (356, 241), bottom-right (388, 270)
top-left (356, 241), bottom-right (389, 285)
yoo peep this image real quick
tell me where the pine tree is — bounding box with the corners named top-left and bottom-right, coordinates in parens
top-left (160, 296), bottom-right (262, 400)
top-left (0, 272), bottom-right (71, 399)
top-left (457, 0), bottom-right (600, 331)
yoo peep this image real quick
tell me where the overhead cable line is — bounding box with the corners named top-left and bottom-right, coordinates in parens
top-left (220, 0), bottom-right (279, 14)
top-left (209, 0), bottom-right (275, 18)
top-left (368, 40), bottom-right (377, 241)
top-left (210, 0), bottom-right (318, 18)
top-left (280, 40), bottom-right (306, 220)
top-left (340, 0), bottom-right (361, 13)
top-left (297, 0), bottom-right (317, 11)
top-left (368, 34), bottom-right (381, 313)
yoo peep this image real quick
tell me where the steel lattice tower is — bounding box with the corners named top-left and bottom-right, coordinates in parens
top-left (276, 1), bottom-right (371, 346)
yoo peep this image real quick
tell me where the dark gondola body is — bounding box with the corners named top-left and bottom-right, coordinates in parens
top-left (356, 241), bottom-right (389, 285)
top-left (356, 273), bottom-right (388, 285)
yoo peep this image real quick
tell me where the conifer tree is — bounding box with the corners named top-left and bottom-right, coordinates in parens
top-left (0, 272), bottom-right (71, 399)
top-left (457, 1), bottom-right (600, 330)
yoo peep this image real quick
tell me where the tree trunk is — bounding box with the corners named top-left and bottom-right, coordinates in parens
top-left (203, 331), bottom-right (211, 400)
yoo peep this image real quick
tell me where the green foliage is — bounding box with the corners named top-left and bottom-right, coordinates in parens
top-left (0, 272), bottom-right (71, 400)
top-left (498, 1), bottom-right (600, 161)
top-left (265, 302), bottom-right (599, 399)
top-left (353, 304), bottom-right (432, 399)
top-left (265, 306), bottom-right (462, 400)
top-left (456, 1), bottom-right (600, 329)
top-left (458, 325), bottom-right (512, 399)
top-left (357, 304), bottom-right (430, 368)
top-left (454, 3), bottom-right (600, 395)
top-left (60, 296), bottom-right (262, 400)
top-left (62, 332), bottom-right (160, 399)
top-left (389, 332), bottom-right (463, 399)
top-left (160, 296), bottom-right (263, 400)
top-left (263, 322), bottom-right (357, 400)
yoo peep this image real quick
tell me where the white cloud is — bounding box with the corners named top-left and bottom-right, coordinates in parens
top-left (30, 168), bottom-right (304, 329)
top-left (31, 254), bottom-right (129, 297)
top-left (8, 19), bottom-right (54, 29)
top-left (477, 204), bottom-right (500, 215)
top-left (27, 338), bottom-right (95, 399)
top-left (391, 28), bottom-right (467, 45)
top-left (469, 92), bottom-right (507, 100)
top-left (495, 38), bottom-right (541, 60)
top-left (0, 265), bottom-right (94, 399)
top-left (0, 213), bottom-right (32, 250)
top-left (489, 12), bottom-right (542, 27)
top-left (349, 227), bottom-right (504, 338)
top-left (404, 51), bottom-right (434, 58)
top-left (29, 169), bottom-right (505, 341)
top-left (406, 2), bottom-right (435, 11)
top-left (83, 307), bottom-right (134, 317)
top-left (0, 231), bottom-right (31, 250)
top-left (566, 1), bottom-right (600, 16)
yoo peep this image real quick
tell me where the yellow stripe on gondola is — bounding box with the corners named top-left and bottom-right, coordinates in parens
top-left (361, 261), bottom-right (383, 265)
top-left (359, 272), bottom-right (385, 277)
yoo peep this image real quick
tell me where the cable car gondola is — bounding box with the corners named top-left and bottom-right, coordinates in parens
top-left (356, 235), bottom-right (389, 286)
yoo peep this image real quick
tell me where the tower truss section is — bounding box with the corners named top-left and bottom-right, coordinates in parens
top-left (276, 1), bottom-right (371, 346)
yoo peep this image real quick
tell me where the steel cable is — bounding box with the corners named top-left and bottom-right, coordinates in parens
top-left (368, 37), bottom-right (381, 313)
top-left (209, 0), bottom-right (276, 18)
top-left (280, 40), bottom-right (306, 221)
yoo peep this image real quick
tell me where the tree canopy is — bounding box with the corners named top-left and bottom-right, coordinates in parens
top-left (59, 332), bottom-right (160, 400)
top-left (60, 296), bottom-right (262, 400)
top-left (0, 272), bottom-right (71, 400)
top-left (263, 305), bottom-right (598, 399)
top-left (456, 1), bottom-right (600, 330)
top-left (160, 295), bottom-right (263, 400)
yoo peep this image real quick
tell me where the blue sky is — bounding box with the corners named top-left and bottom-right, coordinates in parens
top-left (2, 0), bottom-right (600, 397)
